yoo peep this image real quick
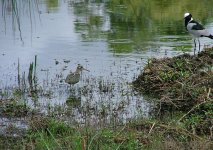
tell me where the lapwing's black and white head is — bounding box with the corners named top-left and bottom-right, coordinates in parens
top-left (184, 12), bottom-right (213, 53)
top-left (184, 13), bottom-right (193, 28)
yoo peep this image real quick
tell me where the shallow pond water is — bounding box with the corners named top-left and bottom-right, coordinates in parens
top-left (0, 0), bottom-right (213, 129)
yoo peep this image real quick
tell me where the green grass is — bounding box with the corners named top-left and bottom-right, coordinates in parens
top-left (0, 115), bottom-right (212, 150)
top-left (0, 110), bottom-right (213, 150)
top-left (26, 119), bottom-right (144, 150)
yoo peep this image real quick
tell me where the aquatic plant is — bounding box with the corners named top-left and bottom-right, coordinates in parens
top-left (28, 55), bottom-right (38, 94)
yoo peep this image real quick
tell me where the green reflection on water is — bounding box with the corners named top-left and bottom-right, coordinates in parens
top-left (72, 0), bottom-right (213, 53)
top-left (46, 0), bottom-right (59, 11)
top-left (2, 0), bottom-right (213, 53)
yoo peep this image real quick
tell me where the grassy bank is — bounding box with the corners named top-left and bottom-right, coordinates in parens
top-left (132, 47), bottom-right (213, 148)
top-left (0, 115), bottom-right (212, 149)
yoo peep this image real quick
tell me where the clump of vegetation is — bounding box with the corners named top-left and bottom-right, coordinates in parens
top-left (19, 117), bottom-right (148, 149)
top-left (0, 135), bottom-right (23, 150)
top-left (133, 47), bottom-right (213, 137)
top-left (1, 103), bottom-right (29, 117)
top-left (133, 47), bottom-right (212, 109)
top-left (0, 90), bottom-right (30, 118)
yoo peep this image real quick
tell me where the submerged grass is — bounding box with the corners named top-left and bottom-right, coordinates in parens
top-left (0, 91), bottom-right (29, 117)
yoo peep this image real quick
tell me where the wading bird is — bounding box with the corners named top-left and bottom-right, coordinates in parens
top-left (184, 13), bottom-right (213, 54)
top-left (65, 64), bottom-right (89, 86)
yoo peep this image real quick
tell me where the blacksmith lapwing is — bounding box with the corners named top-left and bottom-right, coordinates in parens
top-left (184, 13), bottom-right (213, 53)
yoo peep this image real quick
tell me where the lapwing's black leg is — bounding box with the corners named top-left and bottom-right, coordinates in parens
top-left (198, 39), bottom-right (201, 53)
top-left (194, 39), bottom-right (196, 55)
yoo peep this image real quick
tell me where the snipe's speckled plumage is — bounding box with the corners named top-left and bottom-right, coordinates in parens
top-left (65, 64), bottom-right (89, 85)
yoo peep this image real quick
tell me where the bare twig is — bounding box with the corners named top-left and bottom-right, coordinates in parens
top-left (207, 88), bottom-right (211, 99)
top-left (148, 122), bottom-right (156, 135)
top-left (146, 121), bottom-right (203, 141)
